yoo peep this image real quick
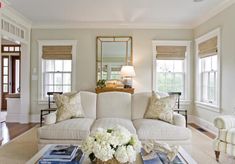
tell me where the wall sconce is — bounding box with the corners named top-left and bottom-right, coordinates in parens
top-left (120, 65), bottom-right (136, 88)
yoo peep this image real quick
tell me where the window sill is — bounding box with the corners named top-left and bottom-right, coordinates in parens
top-left (195, 101), bottom-right (220, 112)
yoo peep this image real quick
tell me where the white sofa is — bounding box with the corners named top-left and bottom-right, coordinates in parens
top-left (38, 91), bottom-right (191, 147)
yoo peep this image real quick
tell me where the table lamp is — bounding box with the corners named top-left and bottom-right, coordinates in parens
top-left (120, 65), bottom-right (136, 88)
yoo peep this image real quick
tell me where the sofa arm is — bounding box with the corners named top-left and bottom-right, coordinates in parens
top-left (44, 111), bottom-right (57, 125)
top-left (173, 112), bottom-right (186, 127)
top-left (214, 115), bottom-right (235, 129)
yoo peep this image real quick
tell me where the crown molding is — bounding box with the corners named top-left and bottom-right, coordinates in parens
top-left (32, 22), bottom-right (193, 29)
top-left (1, 0), bottom-right (10, 5)
top-left (192, 0), bottom-right (235, 28)
top-left (1, 2), bottom-right (32, 29)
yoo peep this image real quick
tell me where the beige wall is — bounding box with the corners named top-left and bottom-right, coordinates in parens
top-left (193, 4), bottom-right (235, 122)
top-left (30, 29), bottom-right (193, 114)
top-left (30, 4), bottom-right (235, 122)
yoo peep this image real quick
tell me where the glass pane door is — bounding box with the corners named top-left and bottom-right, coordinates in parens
top-left (1, 56), bottom-right (9, 110)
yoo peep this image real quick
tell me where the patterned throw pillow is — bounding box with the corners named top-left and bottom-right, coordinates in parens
top-left (54, 92), bottom-right (85, 122)
top-left (144, 92), bottom-right (177, 124)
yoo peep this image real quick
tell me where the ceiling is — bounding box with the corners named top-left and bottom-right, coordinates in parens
top-left (6, 0), bottom-right (230, 28)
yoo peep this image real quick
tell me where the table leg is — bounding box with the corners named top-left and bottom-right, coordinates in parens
top-left (40, 111), bottom-right (43, 127)
top-left (185, 110), bottom-right (188, 127)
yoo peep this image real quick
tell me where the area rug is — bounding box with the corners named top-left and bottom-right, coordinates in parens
top-left (0, 126), bottom-right (234, 164)
top-left (0, 126), bottom-right (39, 164)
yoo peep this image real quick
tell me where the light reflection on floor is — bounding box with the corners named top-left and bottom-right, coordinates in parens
top-left (0, 122), bottom-right (10, 145)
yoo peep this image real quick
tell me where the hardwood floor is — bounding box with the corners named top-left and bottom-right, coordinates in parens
top-left (188, 123), bottom-right (216, 139)
top-left (0, 122), bottom-right (37, 145)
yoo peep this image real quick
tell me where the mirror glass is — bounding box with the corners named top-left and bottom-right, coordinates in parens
top-left (96, 36), bottom-right (132, 81)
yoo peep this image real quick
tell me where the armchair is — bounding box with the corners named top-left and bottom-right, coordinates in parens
top-left (213, 115), bottom-right (235, 161)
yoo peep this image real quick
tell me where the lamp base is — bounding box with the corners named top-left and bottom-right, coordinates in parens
top-left (124, 84), bottom-right (132, 88)
top-left (123, 78), bottom-right (132, 88)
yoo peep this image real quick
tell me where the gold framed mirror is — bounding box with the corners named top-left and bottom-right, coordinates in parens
top-left (96, 36), bottom-right (133, 81)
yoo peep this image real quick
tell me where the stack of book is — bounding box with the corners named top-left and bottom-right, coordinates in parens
top-left (39, 145), bottom-right (84, 164)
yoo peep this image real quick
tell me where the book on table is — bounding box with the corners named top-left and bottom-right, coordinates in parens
top-left (39, 145), bottom-right (84, 164)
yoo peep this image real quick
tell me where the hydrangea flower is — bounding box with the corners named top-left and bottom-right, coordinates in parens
top-left (81, 126), bottom-right (142, 163)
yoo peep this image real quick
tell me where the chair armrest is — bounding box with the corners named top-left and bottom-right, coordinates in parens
top-left (173, 112), bottom-right (186, 127)
top-left (214, 115), bottom-right (235, 129)
top-left (44, 111), bottom-right (57, 125)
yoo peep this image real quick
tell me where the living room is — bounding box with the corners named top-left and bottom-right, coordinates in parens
top-left (0, 0), bottom-right (235, 163)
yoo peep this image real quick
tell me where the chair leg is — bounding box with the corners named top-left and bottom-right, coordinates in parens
top-left (215, 151), bottom-right (220, 162)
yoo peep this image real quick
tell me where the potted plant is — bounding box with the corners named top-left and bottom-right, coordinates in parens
top-left (97, 79), bottom-right (106, 88)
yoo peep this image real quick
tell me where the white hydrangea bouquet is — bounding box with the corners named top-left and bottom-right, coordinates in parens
top-left (81, 125), bottom-right (142, 164)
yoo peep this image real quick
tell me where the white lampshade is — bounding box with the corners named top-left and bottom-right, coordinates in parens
top-left (120, 65), bottom-right (136, 77)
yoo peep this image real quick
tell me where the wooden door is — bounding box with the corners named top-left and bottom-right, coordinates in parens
top-left (1, 56), bottom-right (9, 110)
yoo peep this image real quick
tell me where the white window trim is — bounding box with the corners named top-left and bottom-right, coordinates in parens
top-left (152, 40), bottom-right (191, 101)
top-left (195, 28), bottom-right (221, 112)
top-left (37, 40), bottom-right (77, 103)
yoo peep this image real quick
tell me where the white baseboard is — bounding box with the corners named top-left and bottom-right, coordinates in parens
top-left (30, 114), bottom-right (40, 123)
top-left (6, 113), bottom-right (40, 123)
top-left (6, 113), bottom-right (20, 122)
top-left (19, 114), bottom-right (30, 123)
top-left (188, 115), bottom-right (218, 135)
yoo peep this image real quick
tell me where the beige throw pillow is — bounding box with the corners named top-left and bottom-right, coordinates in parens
top-left (54, 92), bottom-right (85, 122)
top-left (144, 92), bottom-right (177, 124)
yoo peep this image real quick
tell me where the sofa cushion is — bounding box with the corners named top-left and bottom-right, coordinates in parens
top-left (219, 128), bottom-right (235, 144)
top-left (54, 92), bottom-right (85, 122)
top-left (38, 118), bottom-right (94, 140)
top-left (144, 94), bottom-right (177, 124)
top-left (217, 128), bottom-right (235, 144)
top-left (80, 91), bottom-right (97, 119)
top-left (132, 92), bottom-right (169, 120)
top-left (91, 118), bottom-right (136, 134)
top-left (97, 92), bottom-right (132, 119)
top-left (132, 92), bottom-right (151, 120)
top-left (133, 119), bottom-right (191, 141)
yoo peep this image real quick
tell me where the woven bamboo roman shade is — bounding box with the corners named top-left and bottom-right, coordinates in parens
top-left (198, 36), bottom-right (217, 58)
top-left (42, 45), bottom-right (72, 60)
top-left (156, 46), bottom-right (186, 60)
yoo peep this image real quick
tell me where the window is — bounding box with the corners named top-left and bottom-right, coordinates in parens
top-left (42, 59), bottom-right (72, 99)
top-left (38, 40), bottom-right (77, 101)
top-left (195, 28), bottom-right (220, 109)
top-left (153, 43), bottom-right (190, 100)
top-left (200, 55), bottom-right (217, 104)
top-left (99, 64), bottom-right (122, 80)
top-left (2, 45), bottom-right (21, 52)
top-left (156, 60), bottom-right (185, 98)
top-left (110, 66), bottom-right (121, 79)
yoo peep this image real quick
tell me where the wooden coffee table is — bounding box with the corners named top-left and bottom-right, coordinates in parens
top-left (26, 144), bottom-right (196, 164)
